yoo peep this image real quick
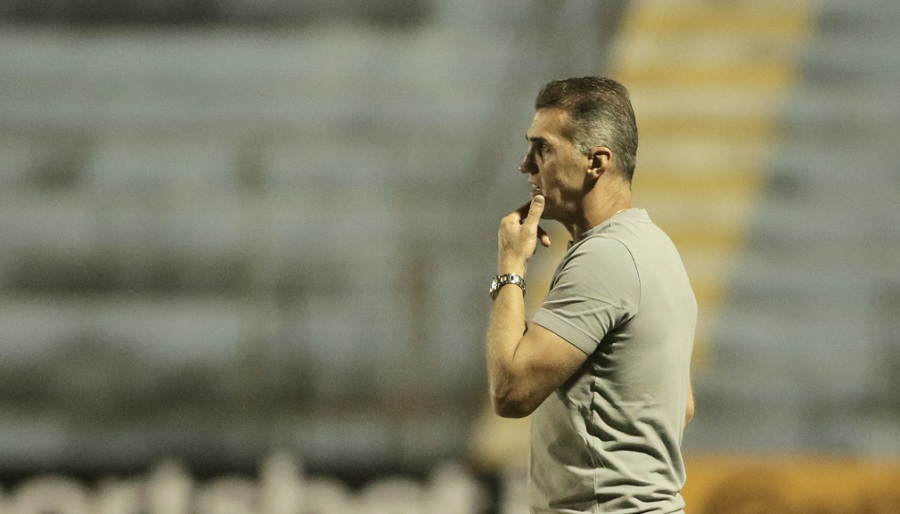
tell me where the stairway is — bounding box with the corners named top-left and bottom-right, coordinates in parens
top-left (609, 0), bottom-right (814, 370)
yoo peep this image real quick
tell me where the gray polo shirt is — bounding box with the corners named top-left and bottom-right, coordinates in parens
top-left (530, 208), bottom-right (696, 514)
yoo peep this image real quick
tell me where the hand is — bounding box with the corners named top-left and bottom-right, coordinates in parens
top-left (497, 195), bottom-right (551, 274)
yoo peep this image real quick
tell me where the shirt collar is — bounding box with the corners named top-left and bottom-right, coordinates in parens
top-left (567, 208), bottom-right (648, 249)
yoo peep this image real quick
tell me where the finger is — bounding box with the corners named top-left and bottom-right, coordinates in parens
top-left (522, 195), bottom-right (545, 229)
top-left (538, 226), bottom-right (551, 248)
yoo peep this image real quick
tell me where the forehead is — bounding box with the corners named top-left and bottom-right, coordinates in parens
top-left (526, 108), bottom-right (571, 143)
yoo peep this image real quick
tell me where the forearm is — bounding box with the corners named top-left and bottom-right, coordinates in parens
top-left (486, 263), bottom-right (530, 417)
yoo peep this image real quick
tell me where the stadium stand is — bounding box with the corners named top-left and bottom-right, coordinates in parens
top-left (0, 2), bottom-right (625, 484)
top-left (1, 0), bottom-right (899, 512)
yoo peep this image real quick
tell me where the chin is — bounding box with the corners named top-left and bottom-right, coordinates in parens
top-left (540, 207), bottom-right (559, 222)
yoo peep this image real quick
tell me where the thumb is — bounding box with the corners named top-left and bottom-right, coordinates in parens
top-left (524, 195), bottom-right (545, 227)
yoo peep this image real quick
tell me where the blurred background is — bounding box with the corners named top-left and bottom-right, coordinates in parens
top-left (0, 0), bottom-right (899, 512)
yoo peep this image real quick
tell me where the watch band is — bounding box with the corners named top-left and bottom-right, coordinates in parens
top-left (490, 273), bottom-right (526, 300)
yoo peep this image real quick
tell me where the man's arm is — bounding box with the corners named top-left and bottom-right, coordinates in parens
top-left (488, 312), bottom-right (588, 418)
top-left (486, 195), bottom-right (588, 418)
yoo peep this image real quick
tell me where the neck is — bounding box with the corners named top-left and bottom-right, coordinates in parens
top-left (568, 178), bottom-right (633, 240)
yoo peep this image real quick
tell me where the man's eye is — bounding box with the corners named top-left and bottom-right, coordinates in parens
top-left (541, 143), bottom-right (552, 154)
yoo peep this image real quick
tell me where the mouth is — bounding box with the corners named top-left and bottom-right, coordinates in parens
top-left (530, 183), bottom-right (543, 197)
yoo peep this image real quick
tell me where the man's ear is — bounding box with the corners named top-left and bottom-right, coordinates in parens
top-left (587, 147), bottom-right (612, 179)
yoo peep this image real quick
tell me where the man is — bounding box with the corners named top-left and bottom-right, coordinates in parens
top-left (485, 77), bottom-right (696, 513)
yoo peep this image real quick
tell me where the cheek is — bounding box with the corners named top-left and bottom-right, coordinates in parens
top-left (539, 162), bottom-right (556, 186)
top-left (540, 175), bottom-right (557, 193)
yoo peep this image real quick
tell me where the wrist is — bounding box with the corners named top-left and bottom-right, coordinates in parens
top-left (498, 258), bottom-right (526, 276)
top-left (489, 273), bottom-right (526, 301)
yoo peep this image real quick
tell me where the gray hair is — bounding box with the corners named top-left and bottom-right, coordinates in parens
top-left (534, 76), bottom-right (638, 181)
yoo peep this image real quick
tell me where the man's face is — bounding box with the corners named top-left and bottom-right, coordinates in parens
top-left (520, 108), bottom-right (589, 223)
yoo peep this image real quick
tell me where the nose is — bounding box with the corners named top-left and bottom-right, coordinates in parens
top-left (519, 151), bottom-right (537, 175)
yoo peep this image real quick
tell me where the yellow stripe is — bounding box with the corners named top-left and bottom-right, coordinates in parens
top-left (618, 62), bottom-right (795, 90)
top-left (639, 117), bottom-right (781, 141)
top-left (625, 6), bottom-right (811, 40)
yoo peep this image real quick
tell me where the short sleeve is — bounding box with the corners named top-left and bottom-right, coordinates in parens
top-left (531, 236), bottom-right (640, 355)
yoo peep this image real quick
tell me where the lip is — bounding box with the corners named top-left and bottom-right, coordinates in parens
top-left (529, 183), bottom-right (543, 197)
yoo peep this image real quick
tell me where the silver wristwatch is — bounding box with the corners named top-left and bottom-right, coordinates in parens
top-left (489, 273), bottom-right (526, 300)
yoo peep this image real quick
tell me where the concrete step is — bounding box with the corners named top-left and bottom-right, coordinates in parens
top-left (0, 192), bottom-right (400, 291)
top-left (0, 26), bottom-right (504, 132)
top-left (817, 0), bottom-right (900, 34)
top-left (711, 304), bottom-right (881, 400)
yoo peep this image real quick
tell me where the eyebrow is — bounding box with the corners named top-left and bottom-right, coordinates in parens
top-left (526, 136), bottom-right (549, 146)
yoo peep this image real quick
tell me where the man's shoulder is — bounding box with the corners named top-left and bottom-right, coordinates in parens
top-left (568, 232), bottom-right (637, 268)
top-left (558, 234), bottom-right (640, 294)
